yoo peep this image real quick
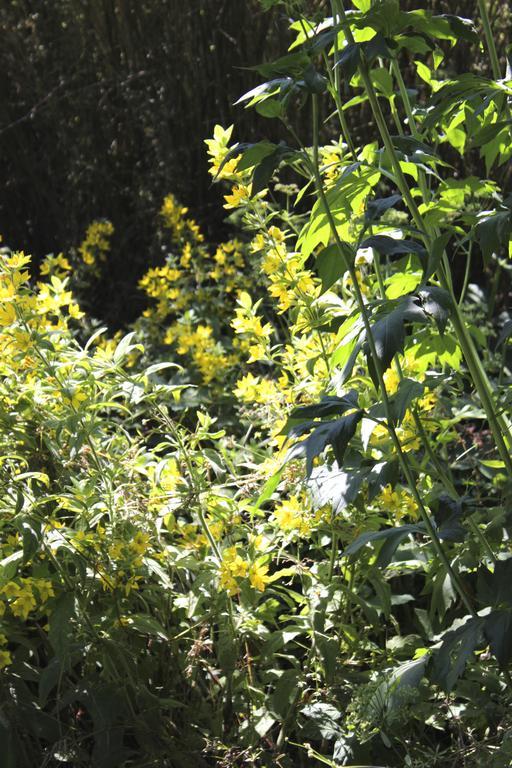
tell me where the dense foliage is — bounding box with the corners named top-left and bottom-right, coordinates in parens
top-left (1, 1), bottom-right (512, 767)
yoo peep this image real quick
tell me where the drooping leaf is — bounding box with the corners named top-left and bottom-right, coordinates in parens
top-left (477, 558), bottom-right (512, 608)
top-left (250, 51), bottom-right (311, 79)
top-left (430, 493), bottom-right (466, 542)
top-left (289, 390), bottom-right (359, 421)
top-left (475, 209), bottom-right (511, 262)
top-left (251, 144), bottom-right (297, 195)
top-left (316, 242), bottom-right (353, 292)
top-left (367, 656), bottom-right (428, 722)
top-left (390, 377), bottom-right (424, 424)
top-left (48, 592), bottom-right (77, 660)
top-left (333, 42), bottom-right (360, 81)
top-left (367, 459), bottom-right (399, 500)
top-left (431, 617), bottom-right (485, 691)
top-left (365, 193), bottom-right (402, 222)
top-left (424, 230), bottom-right (451, 282)
top-left (496, 320), bottom-right (512, 348)
top-left (343, 524), bottom-right (424, 559)
top-left (365, 296), bottom-right (427, 386)
top-left (309, 463), bottom-right (367, 513)
top-left (417, 285), bottom-right (452, 332)
top-left (361, 235), bottom-right (426, 261)
top-left (301, 702), bottom-right (343, 740)
top-left (287, 410), bottom-right (364, 476)
top-left (484, 609), bottom-right (512, 668)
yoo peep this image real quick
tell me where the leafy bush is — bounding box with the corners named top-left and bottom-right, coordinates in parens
top-left (2, 1), bottom-right (512, 767)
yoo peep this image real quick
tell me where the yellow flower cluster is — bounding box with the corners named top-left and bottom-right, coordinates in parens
top-left (1, 578), bottom-right (54, 621)
top-left (233, 372), bottom-right (280, 405)
top-left (231, 292), bottom-right (273, 363)
top-left (320, 144), bottom-right (343, 187)
top-left (39, 252), bottom-right (72, 277)
top-left (79, 220), bottom-right (114, 267)
top-left (0, 633), bottom-right (11, 670)
top-left (164, 321), bottom-right (232, 384)
top-left (160, 194), bottom-right (203, 243)
top-left (204, 124), bottom-right (241, 180)
top-left (137, 193), bottom-right (259, 387)
top-left (273, 494), bottom-right (321, 537)
top-left (255, 226), bottom-right (319, 313)
top-left (378, 485), bottom-right (418, 521)
top-left (219, 546), bottom-right (270, 595)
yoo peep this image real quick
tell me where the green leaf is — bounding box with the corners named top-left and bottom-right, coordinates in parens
top-left (497, 320), bottom-right (512, 348)
top-left (344, 524), bottom-right (424, 559)
top-left (287, 410), bottom-right (364, 476)
top-left (431, 617), bottom-right (485, 691)
top-left (309, 463), bottom-right (367, 513)
top-left (365, 193), bottom-right (402, 222)
top-left (316, 242), bottom-right (353, 292)
top-left (477, 558), bottom-right (512, 608)
top-left (251, 51), bottom-right (311, 79)
top-left (417, 285), bottom-right (452, 332)
top-left (301, 702), bottom-right (342, 740)
top-left (334, 43), bottom-right (360, 81)
top-left (367, 459), bottom-right (399, 500)
top-left (251, 144), bottom-right (297, 195)
top-left (235, 141), bottom-right (277, 171)
top-left (270, 669), bottom-right (300, 718)
top-left (424, 231), bottom-right (451, 282)
top-left (476, 210), bottom-right (511, 262)
top-left (127, 614), bottom-right (169, 640)
top-left (368, 656), bottom-right (428, 722)
top-left (48, 592), bottom-right (77, 660)
top-left (484, 609), bottom-right (512, 668)
top-left (430, 493), bottom-right (466, 542)
top-left (362, 234), bottom-right (426, 261)
top-left (390, 377), bottom-right (424, 424)
top-left (289, 390), bottom-right (359, 422)
top-left (365, 296), bottom-right (426, 386)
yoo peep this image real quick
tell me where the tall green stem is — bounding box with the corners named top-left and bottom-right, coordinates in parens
top-left (334, 0), bottom-right (512, 476)
top-left (310, 94), bottom-right (474, 615)
top-left (476, 0), bottom-right (502, 80)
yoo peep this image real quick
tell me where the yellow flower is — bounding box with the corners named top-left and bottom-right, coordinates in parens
top-left (35, 580), bottom-right (54, 602)
top-left (249, 562), bottom-right (270, 592)
top-left (0, 650), bottom-right (12, 670)
top-left (273, 495), bottom-right (312, 535)
top-left (219, 546), bottom-right (249, 595)
top-left (131, 532), bottom-right (150, 556)
top-left (2, 582), bottom-right (20, 599)
top-left (204, 124), bottom-right (241, 179)
top-left (383, 367), bottom-right (400, 394)
top-left (378, 484), bottom-right (418, 520)
top-left (224, 184), bottom-right (251, 210)
top-left (79, 220), bottom-right (114, 266)
top-left (11, 589), bottom-right (37, 620)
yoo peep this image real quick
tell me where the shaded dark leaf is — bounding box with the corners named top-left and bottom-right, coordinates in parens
top-left (309, 462), bottom-right (367, 513)
top-left (431, 617), bottom-right (485, 691)
top-left (484, 609), bottom-right (512, 668)
top-left (361, 235), bottom-right (426, 261)
top-left (476, 210), bottom-right (511, 263)
top-left (290, 390), bottom-right (359, 421)
top-left (365, 194), bottom-right (402, 222)
top-left (391, 377), bottom-right (424, 424)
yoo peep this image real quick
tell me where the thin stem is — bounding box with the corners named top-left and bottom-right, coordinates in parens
top-left (335, 0), bottom-right (512, 474)
top-left (310, 93), bottom-right (474, 615)
top-left (477, 0), bottom-right (502, 80)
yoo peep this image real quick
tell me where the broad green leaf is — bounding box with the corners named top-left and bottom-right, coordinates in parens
top-left (432, 617), bottom-right (485, 691)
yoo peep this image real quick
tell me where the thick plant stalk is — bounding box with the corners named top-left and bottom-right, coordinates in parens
top-left (477, 0), bottom-right (502, 80)
top-left (310, 94), bottom-right (474, 615)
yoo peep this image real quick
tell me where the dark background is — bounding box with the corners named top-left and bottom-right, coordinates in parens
top-left (0, 0), bottom-right (507, 324)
